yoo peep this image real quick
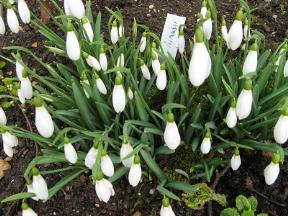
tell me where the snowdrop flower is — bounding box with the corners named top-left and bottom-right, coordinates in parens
top-left (110, 20), bottom-right (118, 44)
top-left (188, 28), bottom-right (211, 86)
top-left (64, 0), bottom-right (71, 16)
top-left (160, 197), bottom-right (175, 216)
top-left (64, 137), bottom-right (78, 164)
top-left (156, 64), bottom-right (167, 91)
top-left (118, 23), bottom-right (124, 38)
top-left (16, 60), bottom-right (24, 80)
top-left (151, 42), bottom-right (158, 59)
top-left (26, 181), bottom-right (39, 201)
top-left (228, 9), bottom-right (243, 50)
top-left (284, 59), bottom-right (288, 77)
top-left (178, 26), bottom-right (185, 54)
top-left (200, 131), bottom-right (212, 154)
top-left (112, 75), bottom-right (126, 113)
top-left (18, 0), bottom-right (30, 24)
top-left (20, 70), bottom-right (33, 100)
top-left (120, 141), bottom-right (134, 168)
top-left (66, 0), bottom-right (85, 19)
top-left (203, 10), bottom-right (212, 40)
top-left (275, 46), bottom-right (286, 71)
top-left (101, 150), bottom-right (114, 177)
top-left (66, 22), bottom-right (80, 61)
top-left (85, 142), bottom-right (99, 169)
top-left (231, 149), bottom-right (241, 171)
top-left (82, 16), bottom-right (94, 42)
top-left (127, 87), bottom-right (134, 100)
top-left (32, 167), bottom-right (49, 200)
top-left (164, 112), bottom-right (181, 150)
top-left (221, 16), bottom-right (228, 43)
top-left (34, 97), bottom-right (54, 138)
top-left (151, 53), bottom-right (161, 76)
top-left (117, 53), bottom-right (125, 68)
top-left (7, 6), bottom-right (19, 33)
top-left (264, 154), bottom-right (280, 185)
top-left (0, 107), bottom-right (7, 125)
top-left (200, 0), bottom-right (208, 18)
top-left (0, 16), bottom-right (5, 35)
top-left (243, 42), bottom-right (258, 75)
top-left (21, 202), bottom-right (38, 216)
top-left (2, 131), bottom-right (18, 157)
top-left (128, 155), bottom-right (142, 187)
top-left (140, 60), bottom-right (151, 80)
top-left (18, 89), bottom-right (25, 104)
top-left (94, 73), bottom-right (107, 95)
top-left (236, 79), bottom-right (253, 120)
top-left (99, 48), bottom-right (108, 71)
top-left (139, 32), bottom-right (147, 53)
top-left (80, 73), bottom-right (90, 98)
top-left (83, 52), bottom-right (101, 71)
top-left (226, 100), bottom-right (237, 128)
top-left (243, 18), bottom-right (250, 39)
top-left (95, 172), bottom-right (115, 203)
top-left (273, 107), bottom-right (288, 144)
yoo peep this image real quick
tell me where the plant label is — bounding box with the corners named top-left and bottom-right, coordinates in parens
top-left (161, 14), bottom-right (186, 59)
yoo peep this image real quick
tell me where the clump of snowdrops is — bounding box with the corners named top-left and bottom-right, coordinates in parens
top-left (0, 0), bottom-right (288, 215)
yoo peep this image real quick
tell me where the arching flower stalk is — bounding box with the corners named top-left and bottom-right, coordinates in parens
top-left (164, 112), bottom-right (181, 150)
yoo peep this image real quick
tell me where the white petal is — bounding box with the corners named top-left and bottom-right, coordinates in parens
top-left (0, 107), bottom-right (7, 125)
top-left (243, 50), bottom-right (258, 75)
top-left (273, 115), bottom-right (288, 144)
top-left (284, 60), bottom-right (288, 77)
top-left (100, 53), bottom-right (108, 71)
top-left (85, 147), bottom-right (98, 169)
top-left (67, 0), bottom-right (85, 19)
top-left (140, 36), bottom-right (146, 53)
top-left (35, 106), bottom-right (54, 138)
top-left (178, 35), bottom-right (185, 54)
top-left (140, 64), bottom-right (151, 80)
top-left (32, 175), bottom-right (49, 200)
top-left (23, 207), bottom-right (38, 216)
top-left (64, 143), bottom-right (78, 164)
top-left (112, 85), bottom-right (126, 113)
top-left (3, 132), bottom-right (18, 147)
top-left (244, 25), bottom-right (250, 39)
top-left (27, 184), bottom-right (39, 201)
top-left (3, 143), bottom-right (13, 157)
top-left (103, 178), bottom-right (115, 196)
top-left (96, 78), bottom-right (107, 95)
top-left (16, 61), bottom-right (24, 80)
top-left (221, 26), bottom-right (228, 43)
top-left (18, 89), bottom-right (25, 104)
top-left (66, 31), bottom-right (81, 61)
top-left (201, 7), bottom-right (207, 18)
top-left (95, 179), bottom-right (114, 203)
top-left (226, 107), bottom-right (237, 128)
top-left (111, 26), bottom-right (118, 44)
top-left (117, 54), bottom-right (125, 67)
top-left (20, 78), bottom-right (33, 99)
top-left (128, 163), bottom-right (142, 187)
top-left (127, 88), bottom-right (134, 100)
top-left (264, 162), bottom-right (280, 185)
top-left (120, 143), bottom-right (134, 168)
top-left (18, 0), bottom-right (30, 24)
top-left (156, 70), bottom-right (167, 91)
top-left (64, 0), bottom-right (71, 15)
top-left (203, 18), bottom-right (212, 40)
top-left (160, 205), bottom-right (175, 216)
top-left (101, 155), bottom-right (114, 177)
top-left (164, 122), bottom-right (181, 150)
top-left (118, 25), bottom-right (124, 38)
top-left (152, 59), bottom-right (161, 76)
top-left (231, 154), bottom-right (241, 170)
top-left (228, 20), bottom-right (243, 50)
top-left (200, 137), bottom-right (211, 154)
top-left (7, 9), bottom-right (19, 33)
top-left (0, 15), bottom-right (6, 35)
top-left (86, 55), bottom-right (101, 71)
top-left (236, 89), bottom-right (253, 120)
top-left (83, 22), bottom-right (94, 42)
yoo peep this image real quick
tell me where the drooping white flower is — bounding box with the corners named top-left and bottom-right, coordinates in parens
top-left (81, 75), bottom-right (90, 98)
top-left (203, 10), bottom-right (212, 40)
top-left (227, 9), bottom-right (243, 50)
top-left (95, 174), bottom-right (115, 203)
top-left (34, 97), bottom-right (54, 138)
top-left (117, 53), bottom-right (125, 68)
top-left (18, 0), bottom-right (30, 24)
top-left (275, 48), bottom-right (286, 71)
top-left (243, 18), bottom-right (250, 39)
top-left (231, 150), bottom-right (241, 171)
top-left (200, 132), bottom-right (212, 154)
top-left (151, 42), bottom-right (158, 59)
top-left (120, 141), bottom-right (134, 168)
top-left (16, 60), bottom-right (24, 80)
top-left (83, 52), bottom-right (101, 71)
top-left (101, 150), bottom-right (114, 177)
top-left (0, 107), bottom-right (7, 125)
top-left (67, 0), bottom-right (85, 19)
top-left (140, 60), bottom-right (151, 80)
top-left (66, 22), bottom-right (80, 61)
top-left (236, 79), bottom-right (253, 120)
top-left (27, 182), bottom-right (39, 201)
top-left (221, 16), bottom-right (228, 43)
top-left (127, 87), bottom-right (134, 100)
top-left (112, 75), bottom-right (126, 113)
top-left (20, 71), bottom-right (33, 99)
top-left (226, 101), bottom-right (237, 128)
top-left (188, 28), bottom-right (211, 87)
top-left (160, 198), bottom-right (175, 216)
top-left (64, 137), bottom-right (78, 164)
top-left (2, 131), bottom-right (18, 157)
top-left (94, 73), bottom-right (107, 95)
top-left (85, 143), bottom-right (99, 169)
top-left (152, 53), bottom-right (161, 76)
top-left (18, 89), bottom-right (25, 104)
top-left (156, 64), bottom-right (167, 91)
top-left (128, 155), bottom-right (142, 187)
top-left (3, 142), bottom-right (13, 157)
top-left (273, 108), bottom-right (288, 144)
top-left (284, 59), bottom-right (288, 77)
top-left (64, 0), bottom-right (71, 16)
top-left (139, 32), bottom-right (147, 53)
top-left (164, 112), bottom-right (181, 150)
top-left (243, 42), bottom-right (258, 75)
top-left (200, 1), bottom-right (207, 18)
top-left (7, 7), bottom-right (19, 33)
top-left (32, 167), bottom-right (49, 200)
top-left (264, 154), bottom-right (280, 185)
top-left (0, 15), bottom-right (5, 35)
top-left (99, 48), bottom-right (108, 71)
top-left (82, 17), bottom-right (94, 42)
top-left (118, 23), bottom-right (124, 38)
top-left (178, 27), bottom-right (185, 54)
top-left (110, 20), bottom-right (118, 44)
top-left (21, 203), bottom-right (38, 216)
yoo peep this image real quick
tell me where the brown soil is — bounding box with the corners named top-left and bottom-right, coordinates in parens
top-left (0, 0), bottom-right (288, 216)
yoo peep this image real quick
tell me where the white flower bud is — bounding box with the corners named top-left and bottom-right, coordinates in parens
top-left (120, 142), bottom-right (134, 168)
top-left (226, 106), bottom-right (237, 128)
top-left (264, 161), bottom-right (280, 185)
top-left (18, 0), bottom-right (30, 24)
top-left (0, 16), bottom-right (5, 35)
top-left (85, 146), bottom-right (98, 169)
top-left (200, 137), bottom-right (211, 154)
top-left (112, 77), bottom-right (126, 113)
top-left (95, 177), bottom-right (115, 203)
top-left (236, 89), bottom-right (253, 120)
top-left (66, 30), bottom-right (81, 61)
top-left (0, 107), bottom-right (7, 125)
top-left (7, 8), bottom-right (19, 33)
top-left (35, 103), bottom-right (54, 138)
top-left (64, 142), bottom-right (78, 164)
top-left (156, 66), bottom-right (167, 91)
top-left (95, 77), bottom-right (107, 95)
top-left (101, 153), bottom-right (114, 177)
top-left (140, 62), bottom-right (151, 80)
top-left (128, 158), bottom-right (141, 187)
top-left (164, 113), bottom-right (181, 150)
top-left (273, 112), bottom-right (288, 144)
top-left (67, 0), bottom-right (85, 19)
top-left (32, 168), bottom-right (49, 200)
top-left (231, 153), bottom-right (241, 170)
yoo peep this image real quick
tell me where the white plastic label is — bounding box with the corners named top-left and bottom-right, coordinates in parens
top-left (161, 13), bottom-right (186, 59)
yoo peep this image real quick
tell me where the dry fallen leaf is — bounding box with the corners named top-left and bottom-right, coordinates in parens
top-left (132, 211), bottom-right (142, 216)
top-left (31, 42), bottom-right (38, 48)
top-left (0, 158), bottom-right (11, 179)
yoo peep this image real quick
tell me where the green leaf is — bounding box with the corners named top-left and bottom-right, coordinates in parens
top-left (248, 196), bottom-right (258, 211)
top-left (109, 167), bottom-right (129, 183)
top-left (236, 195), bottom-right (250, 212)
top-left (166, 181), bottom-right (196, 193)
top-left (157, 185), bottom-right (181, 201)
top-left (220, 208), bottom-right (240, 216)
top-left (1, 192), bottom-right (35, 203)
